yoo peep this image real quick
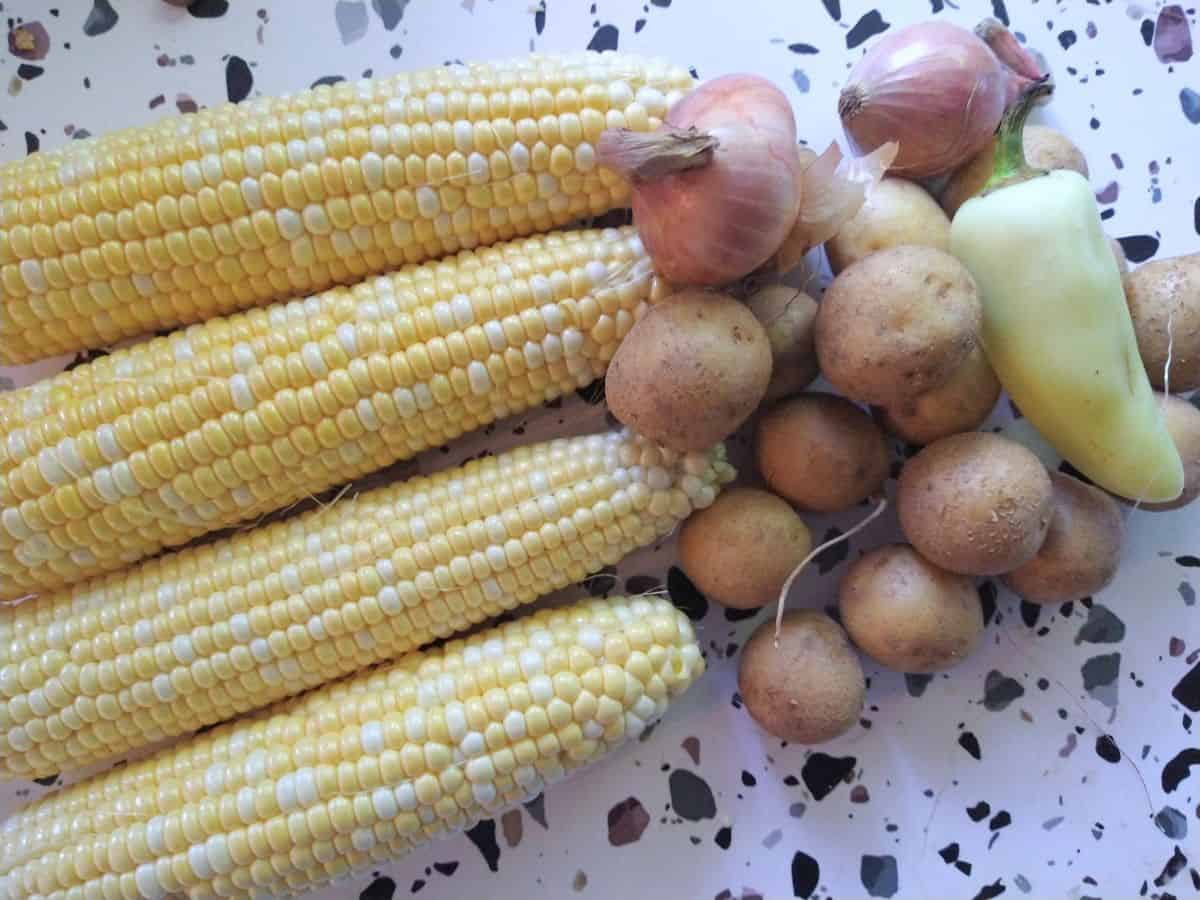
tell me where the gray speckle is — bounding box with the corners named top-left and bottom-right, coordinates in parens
top-left (860, 854), bottom-right (899, 898)
top-left (1075, 604), bottom-right (1126, 644)
top-left (0, 376), bottom-right (13, 392)
top-left (762, 828), bottom-right (783, 849)
top-left (1042, 816), bottom-right (1064, 830)
top-left (791, 69), bottom-right (810, 93)
top-left (1180, 581), bottom-right (1195, 606)
top-left (83, 0), bottom-right (118, 36)
top-left (1154, 805), bottom-right (1188, 839)
top-left (789, 802), bottom-right (807, 819)
top-left (1082, 652), bottom-right (1121, 709)
top-left (1014, 874), bottom-right (1033, 893)
top-left (371, 0), bottom-right (408, 30)
top-left (1182, 88), bottom-right (1200, 125)
top-left (983, 670), bottom-right (1025, 711)
top-left (905, 674), bottom-right (933, 698)
top-left (335, 0), bottom-right (369, 44)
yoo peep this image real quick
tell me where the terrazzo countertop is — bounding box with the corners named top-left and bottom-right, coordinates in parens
top-left (1, 1), bottom-right (1198, 898)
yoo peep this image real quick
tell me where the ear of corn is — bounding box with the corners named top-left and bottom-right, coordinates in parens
top-left (0, 225), bottom-right (667, 599)
top-left (0, 595), bottom-right (704, 900)
top-left (0, 52), bottom-right (692, 364)
top-left (0, 428), bottom-right (732, 780)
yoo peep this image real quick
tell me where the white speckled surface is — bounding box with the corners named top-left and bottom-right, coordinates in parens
top-left (0, 1), bottom-right (1197, 898)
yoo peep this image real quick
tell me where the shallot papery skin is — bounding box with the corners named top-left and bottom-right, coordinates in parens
top-left (611, 74), bottom-right (802, 286)
top-left (839, 21), bottom-right (1019, 178)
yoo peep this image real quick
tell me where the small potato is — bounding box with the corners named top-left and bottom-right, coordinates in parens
top-left (1124, 253), bottom-right (1200, 392)
top-left (738, 611), bottom-right (865, 744)
top-left (606, 289), bottom-right (772, 452)
top-left (1142, 394), bottom-right (1200, 511)
top-left (1002, 473), bottom-right (1123, 603)
top-left (755, 393), bottom-right (889, 513)
top-left (940, 125), bottom-right (1089, 218)
top-left (744, 285), bottom-right (819, 405)
top-left (678, 488), bottom-right (812, 610)
top-left (816, 246), bottom-right (982, 405)
top-left (898, 432), bottom-right (1054, 576)
top-left (840, 544), bottom-right (984, 672)
top-left (875, 346), bottom-right (1001, 445)
top-left (826, 177), bottom-right (950, 274)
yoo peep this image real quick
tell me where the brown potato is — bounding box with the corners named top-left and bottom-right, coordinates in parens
top-left (755, 393), bottom-right (889, 513)
top-left (606, 289), bottom-right (772, 452)
top-left (940, 125), bottom-right (1089, 218)
top-left (1124, 253), bottom-right (1200, 392)
top-left (875, 346), bottom-right (1001, 445)
top-left (1141, 394), bottom-right (1200, 511)
top-left (826, 177), bottom-right (950, 274)
top-left (678, 488), bottom-right (812, 610)
top-left (815, 246), bottom-right (982, 405)
top-left (897, 432), bottom-right (1055, 576)
top-left (1002, 473), bottom-right (1123, 603)
top-left (738, 611), bottom-right (864, 744)
top-left (744, 285), bottom-right (820, 405)
top-left (839, 544), bottom-right (984, 672)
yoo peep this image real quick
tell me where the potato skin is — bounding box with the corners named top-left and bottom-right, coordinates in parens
top-left (897, 432), bottom-right (1054, 576)
top-left (744, 285), bottom-right (820, 405)
top-left (678, 488), bottom-right (812, 610)
top-left (1002, 473), bottom-right (1123, 603)
top-left (941, 125), bottom-right (1089, 218)
top-left (875, 345), bottom-right (1001, 445)
top-left (606, 289), bottom-right (772, 452)
top-left (1124, 254), bottom-right (1200, 392)
top-left (755, 393), bottom-right (889, 513)
top-left (826, 177), bottom-right (950, 274)
top-left (738, 611), bottom-right (864, 744)
top-left (840, 544), bottom-right (984, 672)
top-left (1141, 393), bottom-right (1200, 511)
top-left (816, 246), bottom-right (982, 405)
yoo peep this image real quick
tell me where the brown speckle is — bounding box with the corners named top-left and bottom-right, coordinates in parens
top-left (573, 870), bottom-right (588, 892)
top-left (500, 808), bottom-right (522, 848)
top-left (9, 21), bottom-right (50, 60)
top-left (681, 735), bottom-right (700, 765)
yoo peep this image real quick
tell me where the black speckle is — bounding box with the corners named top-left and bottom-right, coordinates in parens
top-left (465, 820), bottom-right (500, 872)
top-left (906, 673), bottom-right (933, 697)
top-left (650, 0), bottom-right (671, 5)
top-left (634, 18), bottom-right (646, 32)
top-left (792, 851), bottom-right (820, 898)
top-left (188, 0), bottom-right (229, 17)
top-left (1019, 601), bottom-right (1041, 628)
top-left (788, 43), bottom-right (818, 54)
top-left (741, 770), bottom-right (757, 787)
top-left (311, 75), bottom-right (345, 88)
top-left (582, 565), bottom-right (617, 598)
top-left (860, 854), bottom-right (899, 898)
top-left (816, 527), bottom-right (849, 574)
top-left (956, 860), bottom-right (974, 876)
top-left (82, 0), bottom-right (117, 36)
top-left (371, 0), bottom-right (407, 30)
top-left (360, 877), bottom-right (396, 900)
top-left (535, 4), bottom-right (546, 34)
top-left (801, 753), bottom-right (856, 801)
top-left (714, 825), bottom-right (732, 849)
top-left (979, 582), bottom-right (998, 624)
top-left (31, 773), bottom-right (57, 786)
top-left (846, 10), bottom-right (889, 49)
top-left (390, 44), bottom-right (402, 58)
top-left (983, 670), bottom-right (1025, 711)
top-left (1118, 234), bottom-right (1160, 263)
top-left (0, 119), bottom-right (6, 132)
top-left (930, 0), bottom-right (945, 11)
top-left (668, 769), bottom-right (716, 821)
top-left (1058, 30), bottom-right (1077, 50)
top-left (783, 775), bottom-right (800, 787)
top-left (523, 792), bottom-right (547, 828)
top-left (587, 23), bottom-right (618, 52)
top-left (938, 843), bottom-right (959, 863)
top-left (1095, 734), bottom-right (1121, 764)
top-left (23, 131), bottom-right (38, 154)
top-left (1075, 604), bottom-right (1126, 644)
top-left (1173, 661), bottom-right (1200, 711)
top-left (576, 378), bottom-right (605, 405)
top-left (989, 810), bottom-right (1012, 831)
top-left (1155, 846), bottom-right (1188, 888)
top-left (225, 55), bottom-right (253, 103)
top-left (821, 0), bottom-right (841, 21)
top-left (1162, 748), bottom-right (1200, 792)
top-left (724, 606), bottom-right (759, 622)
top-left (667, 566), bottom-right (708, 621)
top-left (1178, 555), bottom-right (1200, 568)
top-left (967, 801), bottom-right (991, 822)
top-left (17, 63), bottom-right (43, 79)
top-left (1194, 196), bottom-right (1199, 235)
top-left (991, 0), bottom-right (1010, 26)
top-left (1141, 18), bottom-right (1156, 47)
top-left (958, 731), bottom-right (982, 760)
top-left (973, 880), bottom-right (1007, 900)
top-left (432, 862), bottom-right (457, 877)
top-left (410, 880), bottom-right (425, 894)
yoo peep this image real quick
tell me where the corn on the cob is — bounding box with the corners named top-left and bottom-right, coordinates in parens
top-left (0, 226), bottom-right (666, 599)
top-left (0, 595), bottom-right (703, 899)
top-left (0, 52), bottom-right (691, 364)
top-left (0, 427), bottom-right (731, 779)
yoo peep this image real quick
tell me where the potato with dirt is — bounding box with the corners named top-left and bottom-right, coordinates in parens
top-left (826, 177), bottom-right (951, 274)
top-left (1123, 253), bottom-right (1200, 392)
top-left (875, 346), bottom-right (1001, 445)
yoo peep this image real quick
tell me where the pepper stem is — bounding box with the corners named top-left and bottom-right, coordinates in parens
top-left (982, 76), bottom-right (1054, 195)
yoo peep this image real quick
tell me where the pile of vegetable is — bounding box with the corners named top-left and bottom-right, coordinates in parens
top-left (1, 13), bottom-right (1199, 892)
